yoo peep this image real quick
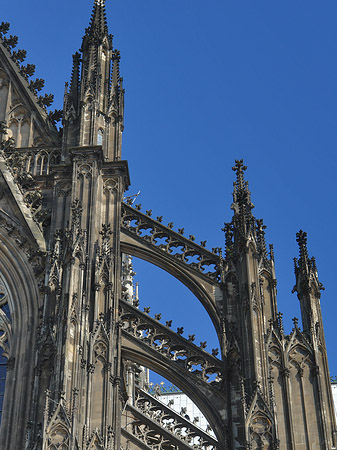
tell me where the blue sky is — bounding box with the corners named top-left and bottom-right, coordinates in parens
top-left (5, 1), bottom-right (337, 378)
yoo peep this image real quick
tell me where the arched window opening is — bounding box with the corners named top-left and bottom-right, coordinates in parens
top-left (97, 128), bottom-right (103, 145)
top-left (50, 151), bottom-right (61, 166)
top-left (34, 152), bottom-right (48, 176)
top-left (41, 154), bottom-right (48, 175)
top-left (25, 154), bottom-right (34, 173)
top-left (34, 156), bottom-right (42, 176)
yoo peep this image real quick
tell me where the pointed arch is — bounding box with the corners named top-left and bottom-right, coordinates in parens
top-left (0, 230), bottom-right (41, 448)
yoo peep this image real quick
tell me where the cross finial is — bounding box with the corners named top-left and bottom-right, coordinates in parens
top-left (296, 229), bottom-right (309, 268)
top-left (232, 159), bottom-right (247, 190)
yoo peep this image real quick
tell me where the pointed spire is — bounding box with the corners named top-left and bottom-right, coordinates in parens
top-left (70, 52), bottom-right (81, 103)
top-left (63, 0), bottom-right (124, 158)
top-left (109, 49), bottom-right (121, 110)
top-left (112, 50), bottom-right (120, 87)
top-left (294, 230), bottom-right (324, 292)
top-left (231, 160), bottom-right (255, 238)
top-left (293, 231), bottom-right (325, 341)
top-left (87, 0), bottom-right (109, 41)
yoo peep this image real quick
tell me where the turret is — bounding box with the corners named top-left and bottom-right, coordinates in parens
top-left (62, 0), bottom-right (124, 160)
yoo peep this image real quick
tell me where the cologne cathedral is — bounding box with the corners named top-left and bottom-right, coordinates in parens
top-left (0, 1), bottom-right (335, 448)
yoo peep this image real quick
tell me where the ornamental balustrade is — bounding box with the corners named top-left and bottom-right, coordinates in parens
top-left (131, 386), bottom-right (218, 449)
top-left (120, 299), bottom-right (223, 389)
top-left (121, 203), bottom-right (223, 283)
top-left (4, 146), bottom-right (61, 177)
top-left (123, 389), bottom-right (218, 450)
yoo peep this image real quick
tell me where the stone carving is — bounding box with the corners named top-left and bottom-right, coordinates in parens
top-left (121, 203), bottom-right (221, 282)
top-left (123, 386), bottom-right (218, 449)
top-left (120, 299), bottom-right (223, 388)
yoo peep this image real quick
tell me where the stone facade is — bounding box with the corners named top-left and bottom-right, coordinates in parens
top-left (0, 2), bottom-right (335, 449)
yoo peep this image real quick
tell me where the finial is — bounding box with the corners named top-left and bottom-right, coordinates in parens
top-left (232, 159), bottom-right (251, 205)
top-left (294, 232), bottom-right (324, 293)
top-left (231, 160), bottom-right (254, 238)
top-left (256, 219), bottom-right (267, 257)
top-left (296, 230), bottom-right (308, 258)
top-left (232, 159), bottom-right (247, 191)
top-left (292, 317), bottom-right (299, 328)
top-left (296, 230), bottom-right (309, 275)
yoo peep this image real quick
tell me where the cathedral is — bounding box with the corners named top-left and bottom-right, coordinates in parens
top-left (0, 1), bottom-right (336, 448)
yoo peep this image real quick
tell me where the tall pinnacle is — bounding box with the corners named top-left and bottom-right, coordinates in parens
top-left (82, 0), bottom-right (111, 52)
top-left (232, 159), bottom-right (253, 208)
top-left (293, 229), bottom-right (324, 292)
top-left (88, 0), bottom-right (109, 39)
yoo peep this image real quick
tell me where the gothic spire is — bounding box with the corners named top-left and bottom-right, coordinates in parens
top-left (231, 159), bottom-right (255, 238)
top-left (294, 230), bottom-right (323, 292)
top-left (84, 0), bottom-right (110, 46)
top-left (69, 52), bottom-right (81, 105)
top-left (63, 0), bottom-right (124, 157)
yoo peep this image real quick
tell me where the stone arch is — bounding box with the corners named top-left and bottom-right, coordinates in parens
top-left (47, 424), bottom-right (70, 449)
top-left (50, 149), bottom-right (61, 166)
top-left (120, 241), bottom-right (222, 345)
top-left (0, 231), bottom-right (41, 448)
top-left (121, 344), bottom-right (227, 445)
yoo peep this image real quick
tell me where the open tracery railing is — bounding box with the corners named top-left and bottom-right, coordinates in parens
top-left (121, 203), bottom-right (223, 283)
top-left (120, 299), bottom-right (223, 389)
top-left (122, 387), bottom-right (218, 449)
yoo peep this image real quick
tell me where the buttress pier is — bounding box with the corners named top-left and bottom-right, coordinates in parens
top-left (0, 1), bottom-right (335, 449)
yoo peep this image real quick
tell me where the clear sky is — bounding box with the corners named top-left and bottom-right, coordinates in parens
top-left (5, 0), bottom-right (337, 378)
